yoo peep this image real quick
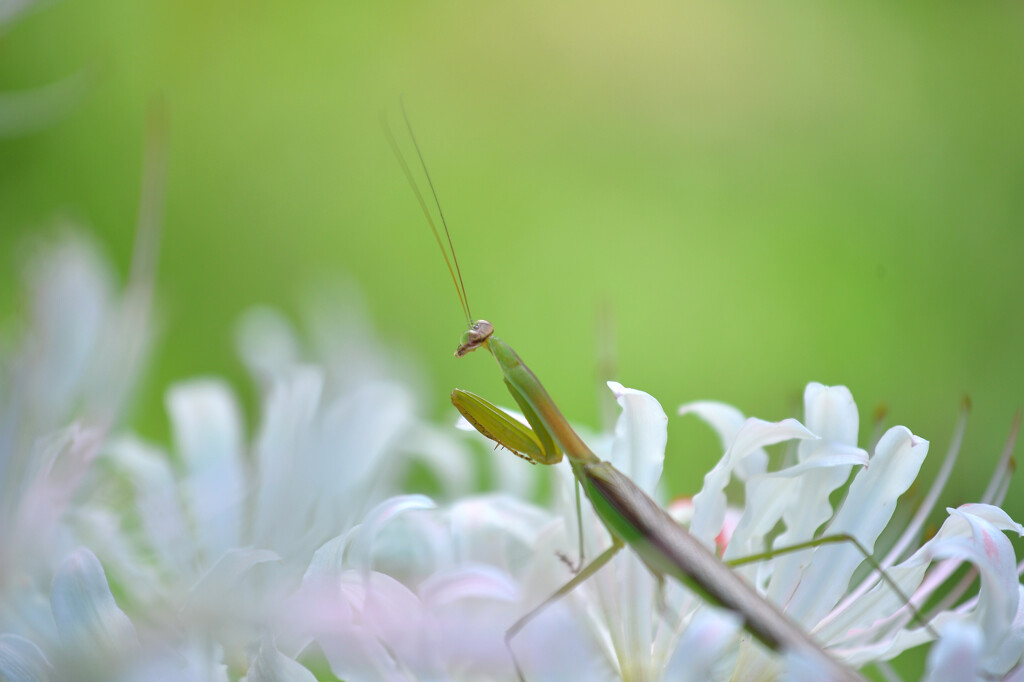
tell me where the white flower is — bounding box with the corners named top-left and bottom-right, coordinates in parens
top-left (680, 382), bottom-right (1024, 680)
top-left (0, 233), bottom-right (152, 643)
top-left (0, 546), bottom-right (137, 682)
top-left (296, 493), bottom-right (601, 681)
top-left (77, 296), bottom-right (471, 677)
top-left (0, 546), bottom-right (241, 682)
top-left (298, 381), bottom-right (732, 681)
top-left (337, 380), bottom-right (1024, 681)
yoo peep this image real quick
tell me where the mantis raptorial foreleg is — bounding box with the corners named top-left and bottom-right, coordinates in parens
top-left (453, 388), bottom-right (587, 571)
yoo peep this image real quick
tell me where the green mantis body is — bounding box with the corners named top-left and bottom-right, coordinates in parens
top-left (451, 321), bottom-right (862, 681)
top-left (383, 109), bottom-right (875, 680)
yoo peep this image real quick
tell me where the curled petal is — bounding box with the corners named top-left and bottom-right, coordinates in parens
top-left (677, 401), bottom-right (747, 456)
top-left (345, 495), bottom-right (437, 575)
top-left (313, 571), bottom-right (427, 682)
top-left (784, 426), bottom-right (928, 625)
top-left (926, 507), bottom-right (1023, 672)
top-left (0, 634), bottom-right (53, 682)
top-left (420, 565), bottom-right (519, 606)
top-left (50, 548), bottom-right (137, 659)
top-left (608, 381), bottom-right (667, 494)
top-left (690, 417), bottom-right (815, 547)
top-left (722, 437), bottom-right (867, 567)
top-left (801, 383), bottom-right (859, 452)
top-left (679, 400), bottom-right (767, 481)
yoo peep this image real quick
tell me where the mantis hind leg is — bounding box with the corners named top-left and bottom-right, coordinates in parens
top-left (505, 541), bottom-right (623, 682)
top-left (556, 477), bottom-right (586, 574)
top-left (726, 533), bottom-right (938, 638)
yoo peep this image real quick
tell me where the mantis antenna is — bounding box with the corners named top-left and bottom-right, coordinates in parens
top-left (381, 107), bottom-right (473, 327)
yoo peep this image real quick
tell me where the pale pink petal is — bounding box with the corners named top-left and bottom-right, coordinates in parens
top-left (297, 569), bottom-right (420, 682)
top-left (923, 621), bottom-right (984, 682)
top-left (10, 426), bottom-right (101, 570)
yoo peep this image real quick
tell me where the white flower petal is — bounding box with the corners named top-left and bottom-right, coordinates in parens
top-left (105, 436), bottom-right (189, 574)
top-left (679, 400), bottom-right (767, 480)
top-left (0, 634), bottom-right (53, 682)
top-left (762, 443), bottom-right (868, 477)
top-left (112, 640), bottom-right (230, 682)
top-left (423, 564), bottom-right (590, 681)
top-left (925, 508), bottom-right (1023, 672)
top-left (167, 380), bottom-right (246, 557)
top-left (235, 306), bottom-right (302, 381)
top-left (317, 571), bottom-right (425, 682)
top-left (607, 381), bottom-right (667, 494)
top-left (824, 503), bottom-right (1024, 667)
top-left (21, 235), bottom-right (111, 421)
top-left (690, 417), bottom-right (816, 547)
top-left (447, 495), bottom-right (558, 574)
top-left (923, 621), bottom-right (984, 682)
top-left (801, 383), bottom-right (859, 451)
top-left (243, 640), bottom-right (316, 682)
top-left (345, 495), bottom-right (438, 575)
top-left (11, 426), bottom-right (101, 567)
top-left (400, 422), bottom-right (478, 497)
top-left (677, 400), bottom-right (747, 449)
top-left (49, 548), bottom-right (137, 659)
top-left (663, 608), bottom-right (742, 682)
top-left (782, 646), bottom-right (841, 682)
top-left (954, 503), bottom-right (1024, 535)
top-left (420, 565), bottom-right (519, 606)
top-left (785, 426), bottom-right (928, 625)
top-left (318, 381), bottom-right (416, 521)
top-left (752, 386), bottom-right (869, 614)
top-left (250, 368), bottom-right (324, 557)
top-left (182, 547), bottom-right (281, 621)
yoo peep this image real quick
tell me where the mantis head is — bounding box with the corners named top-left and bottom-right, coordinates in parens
top-left (455, 319), bottom-right (494, 357)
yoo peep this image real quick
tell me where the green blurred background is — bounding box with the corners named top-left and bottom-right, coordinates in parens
top-left (1, 0), bottom-right (1022, 632)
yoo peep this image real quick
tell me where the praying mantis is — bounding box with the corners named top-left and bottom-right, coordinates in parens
top-left (384, 111), bottom-right (934, 681)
